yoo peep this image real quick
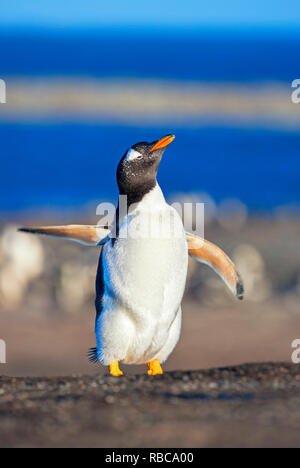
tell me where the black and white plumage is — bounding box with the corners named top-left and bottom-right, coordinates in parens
top-left (94, 135), bottom-right (188, 368)
top-left (19, 134), bottom-right (243, 376)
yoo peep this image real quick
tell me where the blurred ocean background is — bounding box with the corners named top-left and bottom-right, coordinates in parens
top-left (1, 1), bottom-right (300, 378)
top-left (1, 27), bottom-right (300, 215)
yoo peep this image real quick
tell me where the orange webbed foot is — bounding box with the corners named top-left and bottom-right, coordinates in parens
top-left (109, 361), bottom-right (123, 377)
top-left (147, 359), bottom-right (163, 376)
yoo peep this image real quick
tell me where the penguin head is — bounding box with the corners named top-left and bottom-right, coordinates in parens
top-left (117, 134), bottom-right (175, 203)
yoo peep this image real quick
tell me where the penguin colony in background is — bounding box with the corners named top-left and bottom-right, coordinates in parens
top-left (20, 134), bottom-right (243, 376)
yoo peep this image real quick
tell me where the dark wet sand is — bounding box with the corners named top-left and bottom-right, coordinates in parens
top-left (1, 362), bottom-right (300, 448)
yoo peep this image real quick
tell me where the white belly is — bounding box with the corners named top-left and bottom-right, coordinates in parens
top-left (96, 195), bottom-right (188, 365)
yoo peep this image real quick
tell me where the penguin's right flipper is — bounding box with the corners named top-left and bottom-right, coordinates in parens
top-left (18, 225), bottom-right (110, 246)
top-left (186, 232), bottom-right (244, 300)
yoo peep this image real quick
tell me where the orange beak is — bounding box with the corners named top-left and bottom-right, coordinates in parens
top-left (149, 134), bottom-right (175, 153)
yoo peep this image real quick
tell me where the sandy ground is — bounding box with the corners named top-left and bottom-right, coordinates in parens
top-left (1, 362), bottom-right (300, 448)
top-left (1, 297), bottom-right (300, 377)
top-left (2, 296), bottom-right (300, 448)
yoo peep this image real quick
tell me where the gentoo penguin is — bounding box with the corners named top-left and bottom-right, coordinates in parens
top-left (19, 134), bottom-right (243, 376)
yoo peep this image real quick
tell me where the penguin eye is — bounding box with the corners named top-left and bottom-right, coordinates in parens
top-left (126, 148), bottom-right (143, 161)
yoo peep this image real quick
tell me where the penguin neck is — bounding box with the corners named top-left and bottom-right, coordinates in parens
top-left (119, 182), bottom-right (165, 209)
top-left (136, 183), bottom-right (166, 208)
top-left (113, 183), bottom-right (166, 244)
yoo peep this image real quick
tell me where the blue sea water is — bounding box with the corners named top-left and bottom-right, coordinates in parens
top-left (1, 27), bottom-right (299, 82)
top-left (0, 29), bottom-right (299, 215)
top-left (1, 122), bottom-right (299, 215)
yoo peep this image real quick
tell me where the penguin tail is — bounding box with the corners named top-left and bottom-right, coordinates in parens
top-left (87, 347), bottom-right (98, 363)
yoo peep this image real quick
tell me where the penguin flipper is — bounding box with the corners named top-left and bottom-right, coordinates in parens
top-left (18, 225), bottom-right (110, 246)
top-left (186, 232), bottom-right (244, 300)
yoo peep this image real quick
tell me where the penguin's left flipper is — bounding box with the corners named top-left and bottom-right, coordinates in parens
top-left (18, 225), bottom-right (110, 246)
top-left (186, 232), bottom-right (244, 300)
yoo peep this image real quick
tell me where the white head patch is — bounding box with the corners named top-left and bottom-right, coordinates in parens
top-left (126, 148), bottom-right (143, 161)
